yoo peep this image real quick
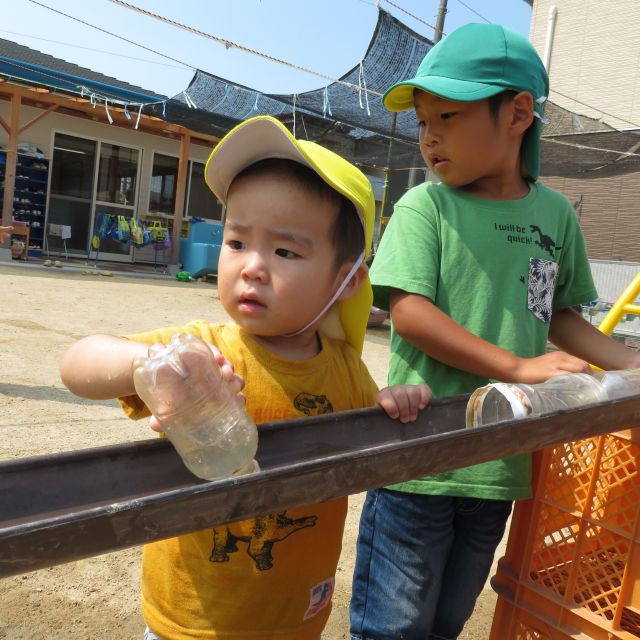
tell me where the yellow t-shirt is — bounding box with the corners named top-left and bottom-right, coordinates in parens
top-left (120, 321), bottom-right (379, 640)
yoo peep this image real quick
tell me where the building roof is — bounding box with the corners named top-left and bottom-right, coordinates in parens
top-left (0, 37), bottom-right (165, 104)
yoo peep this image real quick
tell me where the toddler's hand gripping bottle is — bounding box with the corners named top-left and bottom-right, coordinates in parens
top-left (133, 333), bottom-right (259, 480)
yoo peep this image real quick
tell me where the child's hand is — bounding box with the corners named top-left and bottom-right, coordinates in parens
top-left (376, 384), bottom-right (431, 423)
top-left (139, 338), bottom-right (245, 434)
top-left (513, 351), bottom-right (592, 384)
top-left (209, 344), bottom-right (245, 399)
top-left (148, 345), bottom-right (245, 433)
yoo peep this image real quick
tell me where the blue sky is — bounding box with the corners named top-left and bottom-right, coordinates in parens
top-left (5, 0), bottom-right (532, 98)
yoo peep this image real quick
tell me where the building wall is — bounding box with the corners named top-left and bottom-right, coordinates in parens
top-left (0, 100), bottom-right (213, 216)
top-left (529, 1), bottom-right (640, 264)
top-left (529, 0), bottom-right (640, 129)
top-left (542, 172), bottom-right (640, 262)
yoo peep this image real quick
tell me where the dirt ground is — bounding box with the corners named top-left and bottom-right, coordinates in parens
top-left (0, 263), bottom-right (500, 639)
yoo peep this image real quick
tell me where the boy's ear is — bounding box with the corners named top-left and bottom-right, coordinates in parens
top-left (337, 261), bottom-right (369, 301)
top-left (509, 91), bottom-right (535, 136)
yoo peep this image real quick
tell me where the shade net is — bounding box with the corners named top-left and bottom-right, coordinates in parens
top-left (1, 7), bottom-right (638, 179)
top-left (150, 8), bottom-right (640, 180)
top-left (150, 9), bottom-right (430, 172)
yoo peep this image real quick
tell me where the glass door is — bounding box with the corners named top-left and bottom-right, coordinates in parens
top-left (185, 160), bottom-right (223, 221)
top-left (47, 133), bottom-right (97, 255)
top-left (92, 142), bottom-right (140, 261)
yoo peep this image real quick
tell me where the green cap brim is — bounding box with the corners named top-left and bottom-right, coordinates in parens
top-left (383, 78), bottom-right (542, 181)
top-left (383, 77), bottom-right (505, 112)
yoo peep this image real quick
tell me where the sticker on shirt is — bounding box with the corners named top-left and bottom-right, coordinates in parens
top-left (303, 577), bottom-right (335, 621)
top-left (528, 257), bottom-right (558, 324)
top-left (210, 511), bottom-right (318, 571)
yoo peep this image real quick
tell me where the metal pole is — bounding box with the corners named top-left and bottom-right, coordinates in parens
top-left (377, 112), bottom-right (397, 246)
top-left (434, 0), bottom-right (448, 43)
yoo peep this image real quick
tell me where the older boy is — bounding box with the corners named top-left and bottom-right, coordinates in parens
top-left (349, 24), bottom-right (640, 640)
top-left (61, 115), bottom-right (430, 640)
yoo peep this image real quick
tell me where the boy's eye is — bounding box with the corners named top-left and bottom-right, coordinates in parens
top-left (441, 112), bottom-right (456, 120)
top-left (227, 239), bottom-right (244, 250)
top-left (275, 248), bottom-right (298, 259)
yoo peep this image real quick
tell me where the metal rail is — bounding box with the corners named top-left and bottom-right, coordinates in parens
top-left (2, 392), bottom-right (640, 578)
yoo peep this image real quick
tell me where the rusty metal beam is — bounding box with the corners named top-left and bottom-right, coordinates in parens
top-left (1, 393), bottom-right (640, 578)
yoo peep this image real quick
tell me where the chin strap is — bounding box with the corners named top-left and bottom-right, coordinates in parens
top-left (284, 251), bottom-right (365, 338)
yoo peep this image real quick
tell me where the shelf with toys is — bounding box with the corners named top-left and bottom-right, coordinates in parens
top-left (132, 212), bottom-right (190, 264)
top-left (0, 148), bottom-right (49, 258)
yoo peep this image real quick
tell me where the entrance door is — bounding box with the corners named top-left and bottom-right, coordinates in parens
top-left (48, 135), bottom-right (141, 261)
top-left (92, 142), bottom-right (140, 261)
top-left (47, 133), bottom-right (96, 255)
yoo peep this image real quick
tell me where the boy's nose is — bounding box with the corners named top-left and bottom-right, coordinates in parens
top-left (241, 252), bottom-right (268, 281)
top-left (420, 124), bottom-right (438, 147)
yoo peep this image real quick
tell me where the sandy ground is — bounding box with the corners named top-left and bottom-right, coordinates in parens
top-left (0, 263), bottom-right (500, 639)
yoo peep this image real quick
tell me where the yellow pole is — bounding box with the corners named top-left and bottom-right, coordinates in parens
top-left (597, 272), bottom-right (640, 336)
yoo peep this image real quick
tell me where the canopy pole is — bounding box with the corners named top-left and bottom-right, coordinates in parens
top-left (1, 93), bottom-right (20, 257)
top-left (377, 112), bottom-right (397, 246)
top-left (434, 0), bottom-right (448, 43)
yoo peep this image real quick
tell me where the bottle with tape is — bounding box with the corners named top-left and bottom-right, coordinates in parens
top-left (466, 369), bottom-right (640, 428)
top-left (133, 332), bottom-right (259, 481)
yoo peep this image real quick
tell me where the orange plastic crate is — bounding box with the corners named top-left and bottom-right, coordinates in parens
top-left (490, 431), bottom-right (640, 640)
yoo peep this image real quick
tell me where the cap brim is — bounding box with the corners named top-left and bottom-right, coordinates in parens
top-left (205, 116), bottom-right (372, 229)
top-left (383, 77), bottom-right (504, 112)
top-left (205, 117), bottom-right (313, 203)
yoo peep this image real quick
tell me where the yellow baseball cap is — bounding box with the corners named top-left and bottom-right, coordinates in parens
top-left (205, 115), bottom-right (375, 355)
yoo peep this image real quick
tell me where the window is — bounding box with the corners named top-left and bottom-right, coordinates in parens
top-left (149, 153), bottom-right (178, 213)
top-left (186, 161), bottom-right (223, 220)
top-left (50, 134), bottom-right (96, 200)
top-left (96, 143), bottom-right (139, 206)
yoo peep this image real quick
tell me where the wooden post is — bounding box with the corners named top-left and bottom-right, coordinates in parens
top-left (169, 133), bottom-right (190, 271)
top-left (1, 93), bottom-right (20, 249)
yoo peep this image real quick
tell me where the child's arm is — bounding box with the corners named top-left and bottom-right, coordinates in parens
top-left (61, 334), bottom-right (245, 404)
top-left (390, 290), bottom-right (592, 385)
top-left (549, 307), bottom-right (640, 370)
top-left (60, 334), bottom-right (149, 400)
top-left (376, 384), bottom-right (431, 423)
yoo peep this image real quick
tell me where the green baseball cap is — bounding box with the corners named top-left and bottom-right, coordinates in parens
top-left (383, 23), bottom-right (549, 180)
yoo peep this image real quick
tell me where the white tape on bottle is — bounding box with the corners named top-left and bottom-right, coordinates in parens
top-left (491, 383), bottom-right (531, 419)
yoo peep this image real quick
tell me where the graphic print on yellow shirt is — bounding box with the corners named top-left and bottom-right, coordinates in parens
top-left (120, 321), bottom-right (379, 640)
top-left (211, 510), bottom-right (318, 571)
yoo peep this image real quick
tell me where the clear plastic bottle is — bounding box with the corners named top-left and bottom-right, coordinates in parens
top-left (595, 369), bottom-right (640, 400)
top-left (133, 333), bottom-right (259, 481)
top-left (466, 372), bottom-right (611, 428)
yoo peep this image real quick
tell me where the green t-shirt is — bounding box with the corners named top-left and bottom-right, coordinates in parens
top-left (370, 181), bottom-right (598, 500)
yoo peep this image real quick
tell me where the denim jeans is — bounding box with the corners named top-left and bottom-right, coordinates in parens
top-left (350, 489), bottom-right (513, 640)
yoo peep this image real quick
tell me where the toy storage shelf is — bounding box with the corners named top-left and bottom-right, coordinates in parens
top-left (132, 212), bottom-right (190, 264)
top-left (0, 150), bottom-right (49, 257)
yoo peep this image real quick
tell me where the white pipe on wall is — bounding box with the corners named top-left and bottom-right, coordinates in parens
top-left (543, 5), bottom-right (558, 71)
